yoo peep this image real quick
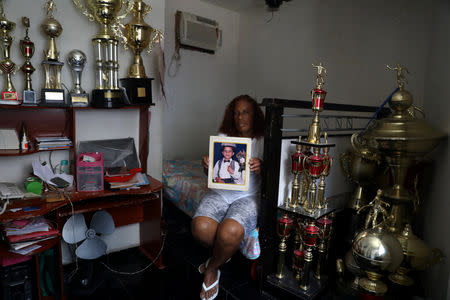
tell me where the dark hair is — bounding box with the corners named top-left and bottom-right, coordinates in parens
top-left (219, 95), bottom-right (265, 138)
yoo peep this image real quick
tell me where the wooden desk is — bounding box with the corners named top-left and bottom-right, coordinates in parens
top-left (0, 176), bottom-right (164, 300)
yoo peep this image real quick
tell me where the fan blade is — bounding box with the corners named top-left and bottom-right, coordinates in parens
top-left (62, 214), bottom-right (88, 244)
top-left (75, 236), bottom-right (107, 260)
top-left (90, 210), bottom-right (115, 235)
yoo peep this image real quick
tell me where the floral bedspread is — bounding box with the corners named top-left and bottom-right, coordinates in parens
top-left (162, 160), bottom-right (209, 217)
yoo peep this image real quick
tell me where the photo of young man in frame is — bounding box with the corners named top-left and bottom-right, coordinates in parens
top-left (208, 136), bottom-right (251, 191)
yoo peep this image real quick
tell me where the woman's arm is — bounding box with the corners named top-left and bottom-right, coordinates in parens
top-left (202, 155), bottom-right (209, 176)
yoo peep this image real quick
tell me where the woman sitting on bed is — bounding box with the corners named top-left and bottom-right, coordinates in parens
top-left (191, 95), bottom-right (265, 300)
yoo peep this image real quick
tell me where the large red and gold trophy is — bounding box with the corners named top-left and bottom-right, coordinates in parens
top-left (292, 63), bottom-right (335, 214)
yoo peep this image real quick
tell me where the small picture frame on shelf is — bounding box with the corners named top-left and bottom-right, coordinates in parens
top-left (208, 135), bottom-right (252, 191)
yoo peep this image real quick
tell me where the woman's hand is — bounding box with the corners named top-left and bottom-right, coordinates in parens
top-left (249, 158), bottom-right (262, 174)
top-left (202, 155), bottom-right (209, 169)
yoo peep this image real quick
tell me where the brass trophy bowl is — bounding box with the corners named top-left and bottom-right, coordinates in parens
top-left (352, 225), bottom-right (404, 295)
top-left (72, 0), bottom-right (133, 107)
top-left (361, 64), bottom-right (446, 233)
top-left (340, 133), bottom-right (382, 210)
top-left (120, 0), bottom-right (162, 105)
top-left (389, 224), bottom-right (443, 286)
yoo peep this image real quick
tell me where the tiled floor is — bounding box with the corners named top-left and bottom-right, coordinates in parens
top-left (63, 201), bottom-right (270, 300)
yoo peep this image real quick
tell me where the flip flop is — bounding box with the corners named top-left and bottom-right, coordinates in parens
top-left (201, 270), bottom-right (221, 300)
top-left (198, 257), bottom-right (231, 274)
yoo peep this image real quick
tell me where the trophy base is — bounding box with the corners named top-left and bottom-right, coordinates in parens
top-left (69, 93), bottom-right (89, 107)
top-left (2, 91), bottom-right (18, 101)
top-left (40, 89), bottom-right (67, 107)
top-left (22, 90), bottom-right (38, 105)
top-left (119, 77), bottom-right (153, 105)
top-left (91, 89), bottom-right (127, 108)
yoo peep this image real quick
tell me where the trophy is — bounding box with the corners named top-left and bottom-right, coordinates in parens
top-left (20, 17), bottom-right (37, 105)
top-left (360, 64), bottom-right (445, 233)
top-left (300, 220), bottom-right (320, 290)
top-left (72, 0), bottom-right (134, 108)
top-left (120, 0), bottom-right (163, 105)
top-left (0, 1), bottom-right (18, 103)
top-left (40, 0), bottom-right (65, 106)
top-left (67, 50), bottom-right (89, 106)
top-left (275, 213), bottom-right (293, 279)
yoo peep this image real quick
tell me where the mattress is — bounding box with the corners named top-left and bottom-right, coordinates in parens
top-left (162, 160), bottom-right (209, 217)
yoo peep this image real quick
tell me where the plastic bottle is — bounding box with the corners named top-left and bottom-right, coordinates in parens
top-left (60, 159), bottom-right (69, 174)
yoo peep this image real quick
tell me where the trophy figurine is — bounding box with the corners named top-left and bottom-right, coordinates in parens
top-left (72, 0), bottom-right (133, 108)
top-left (67, 50), bottom-right (89, 106)
top-left (20, 17), bottom-right (37, 105)
top-left (40, 0), bottom-right (66, 106)
top-left (0, 2), bottom-right (18, 103)
top-left (120, 0), bottom-right (163, 105)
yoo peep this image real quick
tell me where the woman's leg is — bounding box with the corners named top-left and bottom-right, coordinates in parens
top-left (201, 218), bottom-right (244, 299)
top-left (201, 196), bottom-right (258, 299)
top-left (191, 216), bottom-right (219, 248)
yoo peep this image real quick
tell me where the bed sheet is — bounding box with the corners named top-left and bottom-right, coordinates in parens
top-left (162, 160), bottom-right (209, 217)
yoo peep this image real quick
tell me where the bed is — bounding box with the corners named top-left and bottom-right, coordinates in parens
top-left (162, 160), bottom-right (209, 217)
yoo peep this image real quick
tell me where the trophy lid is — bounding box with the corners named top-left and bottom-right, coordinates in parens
top-left (0, 3), bottom-right (15, 33)
top-left (363, 64), bottom-right (445, 156)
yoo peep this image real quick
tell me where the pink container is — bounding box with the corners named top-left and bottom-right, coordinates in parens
top-left (77, 152), bottom-right (104, 192)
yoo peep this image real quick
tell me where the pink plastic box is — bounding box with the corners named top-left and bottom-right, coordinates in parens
top-left (77, 152), bottom-right (104, 192)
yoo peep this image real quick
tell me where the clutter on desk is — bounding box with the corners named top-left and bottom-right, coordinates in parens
top-left (35, 136), bottom-right (72, 151)
top-left (1, 216), bottom-right (59, 253)
top-left (76, 152), bottom-right (104, 192)
top-left (32, 158), bottom-right (74, 188)
top-left (105, 172), bottom-right (149, 190)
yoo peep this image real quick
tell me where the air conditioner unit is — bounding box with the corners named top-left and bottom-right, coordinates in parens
top-left (178, 11), bottom-right (220, 53)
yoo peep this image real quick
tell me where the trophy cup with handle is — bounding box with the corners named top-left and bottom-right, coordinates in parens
top-left (72, 0), bottom-right (133, 108)
top-left (0, 1), bottom-right (18, 103)
top-left (67, 49), bottom-right (89, 106)
top-left (119, 0), bottom-right (163, 105)
top-left (20, 17), bottom-right (37, 105)
top-left (40, 0), bottom-right (66, 106)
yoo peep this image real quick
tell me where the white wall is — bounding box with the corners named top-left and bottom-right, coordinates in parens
top-left (236, 0), bottom-right (432, 108)
top-left (420, 0), bottom-right (450, 298)
top-left (0, 0), bottom-right (165, 255)
top-left (163, 0), bottom-right (240, 160)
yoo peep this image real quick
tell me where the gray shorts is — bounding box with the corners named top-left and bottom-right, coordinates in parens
top-left (193, 190), bottom-right (259, 237)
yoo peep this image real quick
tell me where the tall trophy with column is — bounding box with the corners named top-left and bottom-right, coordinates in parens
top-left (20, 17), bottom-right (37, 105)
top-left (0, 1), bottom-right (18, 104)
top-left (120, 0), bottom-right (163, 105)
top-left (72, 0), bottom-right (133, 108)
top-left (40, 0), bottom-right (66, 106)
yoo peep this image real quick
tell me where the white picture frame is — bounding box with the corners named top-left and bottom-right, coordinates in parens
top-left (208, 135), bottom-right (252, 191)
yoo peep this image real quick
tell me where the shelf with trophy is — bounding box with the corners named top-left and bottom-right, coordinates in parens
top-left (336, 65), bottom-right (446, 299)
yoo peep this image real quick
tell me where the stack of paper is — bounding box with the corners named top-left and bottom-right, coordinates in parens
top-left (0, 129), bottom-right (19, 150)
top-left (107, 173), bottom-right (149, 190)
top-left (35, 136), bottom-right (72, 151)
top-left (1, 217), bottom-right (59, 254)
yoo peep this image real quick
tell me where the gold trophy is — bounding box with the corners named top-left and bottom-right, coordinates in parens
top-left (20, 17), bottom-right (37, 105)
top-left (72, 0), bottom-right (133, 108)
top-left (0, 1), bottom-right (18, 103)
top-left (40, 0), bottom-right (66, 106)
top-left (120, 0), bottom-right (163, 105)
top-left (360, 64), bottom-right (445, 233)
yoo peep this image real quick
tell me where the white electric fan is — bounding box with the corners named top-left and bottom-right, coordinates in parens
top-left (62, 210), bottom-right (115, 260)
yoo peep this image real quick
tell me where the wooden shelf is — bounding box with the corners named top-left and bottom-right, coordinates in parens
top-left (0, 147), bottom-right (73, 157)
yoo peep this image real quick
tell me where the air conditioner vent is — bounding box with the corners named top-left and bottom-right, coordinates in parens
top-left (178, 11), bottom-right (220, 53)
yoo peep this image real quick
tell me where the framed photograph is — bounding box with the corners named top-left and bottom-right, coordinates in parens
top-left (208, 136), bottom-right (252, 191)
